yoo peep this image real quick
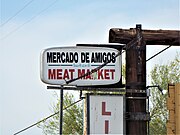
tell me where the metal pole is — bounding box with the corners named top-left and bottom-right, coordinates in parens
top-left (59, 87), bottom-right (63, 135)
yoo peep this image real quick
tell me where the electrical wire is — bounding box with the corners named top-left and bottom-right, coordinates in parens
top-left (0, 0), bottom-right (35, 27)
top-left (1, 0), bottom-right (59, 40)
top-left (13, 37), bottom-right (138, 135)
top-left (65, 38), bottom-right (138, 85)
top-left (13, 30), bottom-right (173, 134)
top-left (14, 99), bottom-right (83, 135)
top-left (65, 50), bottom-right (126, 85)
top-left (146, 45), bottom-right (172, 62)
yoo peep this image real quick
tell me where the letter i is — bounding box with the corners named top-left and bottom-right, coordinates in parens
top-left (105, 120), bottom-right (109, 134)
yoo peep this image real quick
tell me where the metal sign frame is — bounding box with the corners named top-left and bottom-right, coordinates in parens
top-left (40, 46), bottom-right (122, 87)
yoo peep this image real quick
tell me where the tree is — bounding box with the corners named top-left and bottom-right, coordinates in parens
top-left (37, 64), bottom-right (126, 134)
top-left (38, 92), bottom-right (83, 135)
top-left (149, 53), bottom-right (180, 135)
top-left (37, 53), bottom-right (180, 135)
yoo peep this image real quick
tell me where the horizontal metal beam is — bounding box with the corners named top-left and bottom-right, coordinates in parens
top-left (47, 85), bottom-right (126, 92)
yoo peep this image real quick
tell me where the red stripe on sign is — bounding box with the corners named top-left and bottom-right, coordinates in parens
top-left (102, 102), bottom-right (111, 116)
top-left (105, 120), bottom-right (109, 134)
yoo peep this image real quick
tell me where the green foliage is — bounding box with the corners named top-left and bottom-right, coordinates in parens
top-left (38, 92), bottom-right (83, 135)
top-left (122, 64), bottom-right (126, 84)
top-left (149, 53), bottom-right (180, 135)
top-left (37, 55), bottom-right (180, 135)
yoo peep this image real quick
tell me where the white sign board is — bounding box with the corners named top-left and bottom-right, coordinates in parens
top-left (40, 46), bottom-right (121, 86)
top-left (88, 95), bottom-right (124, 134)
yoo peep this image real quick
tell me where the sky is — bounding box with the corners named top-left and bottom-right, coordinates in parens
top-left (0, 0), bottom-right (179, 134)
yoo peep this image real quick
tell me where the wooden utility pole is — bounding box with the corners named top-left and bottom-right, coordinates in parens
top-left (109, 24), bottom-right (180, 135)
top-left (109, 28), bottom-right (180, 45)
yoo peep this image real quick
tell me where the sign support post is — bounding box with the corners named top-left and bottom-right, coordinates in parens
top-left (59, 87), bottom-right (63, 135)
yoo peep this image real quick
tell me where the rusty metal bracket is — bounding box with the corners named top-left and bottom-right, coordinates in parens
top-left (126, 112), bottom-right (150, 121)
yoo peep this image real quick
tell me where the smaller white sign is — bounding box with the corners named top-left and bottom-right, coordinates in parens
top-left (88, 95), bottom-right (124, 134)
top-left (40, 46), bottom-right (121, 86)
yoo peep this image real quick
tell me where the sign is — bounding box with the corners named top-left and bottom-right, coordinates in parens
top-left (40, 46), bottom-right (121, 86)
top-left (87, 94), bottom-right (124, 134)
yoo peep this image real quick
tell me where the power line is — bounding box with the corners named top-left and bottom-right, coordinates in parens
top-left (14, 99), bottom-right (83, 135)
top-left (66, 38), bottom-right (138, 85)
top-left (146, 45), bottom-right (172, 62)
top-left (13, 37), bottom-right (173, 134)
top-left (13, 39), bottom-right (137, 135)
top-left (1, 0), bottom-right (59, 40)
top-left (0, 0), bottom-right (35, 27)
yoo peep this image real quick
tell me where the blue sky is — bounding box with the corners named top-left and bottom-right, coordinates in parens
top-left (0, 0), bottom-right (179, 135)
